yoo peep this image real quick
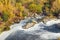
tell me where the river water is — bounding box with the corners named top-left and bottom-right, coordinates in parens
top-left (0, 18), bottom-right (60, 40)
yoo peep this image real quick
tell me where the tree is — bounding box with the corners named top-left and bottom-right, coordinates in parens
top-left (28, 3), bottom-right (42, 17)
top-left (15, 3), bottom-right (24, 12)
top-left (36, 4), bottom-right (42, 13)
top-left (29, 3), bottom-right (42, 13)
top-left (2, 11), bottom-right (9, 22)
top-left (29, 3), bottom-right (37, 13)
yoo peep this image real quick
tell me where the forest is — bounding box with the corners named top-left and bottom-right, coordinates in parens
top-left (0, 0), bottom-right (60, 33)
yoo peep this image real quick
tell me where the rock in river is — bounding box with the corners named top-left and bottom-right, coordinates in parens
top-left (22, 22), bottom-right (36, 29)
top-left (55, 23), bottom-right (60, 29)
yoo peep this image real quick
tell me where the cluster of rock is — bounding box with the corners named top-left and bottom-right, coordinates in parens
top-left (22, 19), bottom-right (37, 29)
top-left (22, 22), bottom-right (36, 29)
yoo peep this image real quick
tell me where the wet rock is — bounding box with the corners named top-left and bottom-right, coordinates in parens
top-left (55, 23), bottom-right (60, 29)
top-left (23, 22), bottom-right (36, 29)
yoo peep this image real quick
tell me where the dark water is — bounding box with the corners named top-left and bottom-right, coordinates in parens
top-left (5, 30), bottom-right (57, 40)
top-left (5, 30), bottom-right (41, 40)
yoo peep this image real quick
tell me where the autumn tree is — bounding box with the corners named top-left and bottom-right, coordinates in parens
top-left (2, 11), bottom-right (9, 22)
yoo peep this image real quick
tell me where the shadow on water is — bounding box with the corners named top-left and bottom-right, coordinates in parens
top-left (43, 24), bottom-right (60, 33)
top-left (5, 30), bottom-right (40, 40)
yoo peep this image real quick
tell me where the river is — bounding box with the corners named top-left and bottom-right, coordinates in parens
top-left (0, 19), bottom-right (60, 40)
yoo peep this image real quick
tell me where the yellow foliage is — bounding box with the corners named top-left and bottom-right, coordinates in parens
top-left (52, 0), bottom-right (60, 11)
top-left (9, 12), bottom-right (15, 19)
top-left (0, 2), bottom-right (4, 11)
top-left (16, 3), bottom-right (24, 12)
top-left (20, 12), bottom-right (23, 17)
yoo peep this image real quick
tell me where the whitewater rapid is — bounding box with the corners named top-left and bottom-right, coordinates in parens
top-left (0, 19), bottom-right (60, 40)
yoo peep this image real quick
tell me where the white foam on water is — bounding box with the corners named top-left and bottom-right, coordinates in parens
top-left (0, 19), bottom-right (60, 40)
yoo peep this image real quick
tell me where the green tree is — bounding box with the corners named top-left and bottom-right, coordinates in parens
top-left (36, 4), bottom-right (42, 13)
top-left (29, 3), bottom-right (42, 13)
top-left (29, 3), bottom-right (37, 12)
top-left (2, 11), bottom-right (9, 22)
